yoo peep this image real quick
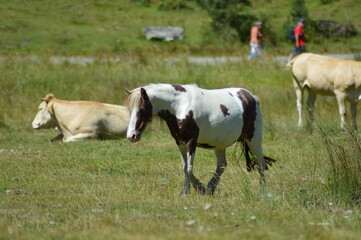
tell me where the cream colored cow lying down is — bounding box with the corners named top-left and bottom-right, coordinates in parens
top-left (288, 53), bottom-right (361, 129)
top-left (32, 94), bottom-right (130, 142)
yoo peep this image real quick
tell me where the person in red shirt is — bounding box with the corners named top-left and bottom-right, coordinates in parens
top-left (289, 19), bottom-right (306, 61)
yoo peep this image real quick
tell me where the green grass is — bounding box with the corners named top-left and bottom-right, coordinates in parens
top-left (0, 1), bottom-right (360, 238)
top-left (0, 0), bottom-right (360, 56)
top-left (0, 58), bottom-right (360, 239)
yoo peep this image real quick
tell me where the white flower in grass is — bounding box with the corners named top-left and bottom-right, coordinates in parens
top-left (185, 218), bottom-right (196, 226)
top-left (92, 208), bottom-right (104, 213)
top-left (203, 203), bottom-right (211, 211)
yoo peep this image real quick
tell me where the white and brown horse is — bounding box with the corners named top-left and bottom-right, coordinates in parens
top-left (126, 84), bottom-right (275, 195)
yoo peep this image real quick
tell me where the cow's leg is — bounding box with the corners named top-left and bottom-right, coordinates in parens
top-left (335, 91), bottom-right (347, 129)
top-left (293, 80), bottom-right (304, 127)
top-left (350, 101), bottom-right (358, 130)
top-left (178, 143), bottom-right (205, 195)
top-left (306, 89), bottom-right (317, 125)
top-left (207, 149), bottom-right (227, 195)
top-left (63, 133), bottom-right (97, 142)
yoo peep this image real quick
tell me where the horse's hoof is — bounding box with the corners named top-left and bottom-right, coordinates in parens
top-left (205, 188), bottom-right (215, 196)
top-left (179, 190), bottom-right (190, 196)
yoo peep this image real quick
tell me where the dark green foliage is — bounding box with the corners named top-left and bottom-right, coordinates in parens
top-left (196, 0), bottom-right (257, 43)
top-left (283, 0), bottom-right (310, 42)
top-left (289, 0), bottom-right (309, 23)
top-left (320, 0), bottom-right (337, 4)
top-left (158, 0), bottom-right (192, 10)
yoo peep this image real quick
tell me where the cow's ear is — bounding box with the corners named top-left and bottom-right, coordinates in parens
top-left (42, 94), bottom-right (55, 103)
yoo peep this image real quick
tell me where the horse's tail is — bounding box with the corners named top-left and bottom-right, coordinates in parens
top-left (243, 142), bottom-right (276, 172)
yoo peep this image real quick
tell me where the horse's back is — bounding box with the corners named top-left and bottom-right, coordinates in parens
top-left (192, 87), bottom-right (256, 148)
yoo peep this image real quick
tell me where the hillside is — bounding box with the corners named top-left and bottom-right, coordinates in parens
top-left (0, 0), bottom-right (360, 56)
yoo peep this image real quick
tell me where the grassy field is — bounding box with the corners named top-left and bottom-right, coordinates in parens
top-left (0, 0), bottom-right (360, 56)
top-left (0, 58), bottom-right (360, 239)
top-left (0, 1), bottom-right (360, 239)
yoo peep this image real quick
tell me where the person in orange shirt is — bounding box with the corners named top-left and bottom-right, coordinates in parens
top-left (248, 21), bottom-right (262, 60)
top-left (289, 18), bottom-right (306, 60)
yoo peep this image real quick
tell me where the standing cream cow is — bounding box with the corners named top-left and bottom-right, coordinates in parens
top-left (288, 53), bottom-right (361, 129)
top-left (32, 94), bottom-right (130, 142)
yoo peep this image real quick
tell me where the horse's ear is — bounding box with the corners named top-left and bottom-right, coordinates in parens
top-left (140, 88), bottom-right (150, 103)
top-left (125, 88), bottom-right (131, 95)
top-left (140, 88), bottom-right (147, 97)
top-left (41, 94), bottom-right (55, 103)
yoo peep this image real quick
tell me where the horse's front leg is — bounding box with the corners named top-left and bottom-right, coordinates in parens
top-left (207, 149), bottom-right (227, 195)
top-left (178, 142), bottom-right (205, 195)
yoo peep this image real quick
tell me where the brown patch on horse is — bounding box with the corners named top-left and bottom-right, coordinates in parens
top-left (172, 84), bottom-right (187, 92)
top-left (220, 104), bottom-right (230, 117)
top-left (135, 88), bottom-right (153, 134)
top-left (158, 110), bottom-right (181, 145)
top-left (237, 89), bottom-right (257, 141)
top-left (178, 110), bottom-right (199, 155)
top-left (158, 109), bottom-right (199, 155)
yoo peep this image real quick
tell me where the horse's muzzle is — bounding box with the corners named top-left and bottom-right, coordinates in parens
top-left (127, 132), bottom-right (141, 142)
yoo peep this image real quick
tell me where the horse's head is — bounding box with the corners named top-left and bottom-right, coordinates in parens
top-left (126, 88), bottom-right (153, 142)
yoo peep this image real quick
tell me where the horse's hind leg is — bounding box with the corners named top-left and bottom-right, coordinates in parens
top-left (207, 149), bottom-right (227, 195)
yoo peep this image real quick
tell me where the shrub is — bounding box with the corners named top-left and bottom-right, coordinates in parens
top-left (196, 0), bottom-right (257, 43)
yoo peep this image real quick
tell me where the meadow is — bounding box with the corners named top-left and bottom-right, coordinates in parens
top-left (0, 57), bottom-right (360, 239)
top-left (1, 0), bottom-right (361, 239)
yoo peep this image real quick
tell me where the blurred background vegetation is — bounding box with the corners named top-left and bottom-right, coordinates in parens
top-left (0, 0), bottom-right (360, 57)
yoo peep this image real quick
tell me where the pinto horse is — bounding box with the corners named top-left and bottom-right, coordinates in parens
top-left (126, 83), bottom-right (275, 195)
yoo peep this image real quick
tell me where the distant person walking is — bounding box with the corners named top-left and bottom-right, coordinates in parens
top-left (289, 18), bottom-right (306, 61)
top-left (248, 21), bottom-right (262, 60)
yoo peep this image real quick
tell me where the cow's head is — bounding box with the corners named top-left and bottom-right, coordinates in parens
top-left (32, 94), bottom-right (57, 129)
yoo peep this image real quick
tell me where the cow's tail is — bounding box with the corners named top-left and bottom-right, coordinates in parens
top-left (286, 57), bottom-right (297, 69)
top-left (243, 142), bottom-right (276, 172)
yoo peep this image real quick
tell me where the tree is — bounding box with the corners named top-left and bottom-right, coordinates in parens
top-left (196, 0), bottom-right (257, 42)
top-left (283, 0), bottom-right (310, 41)
top-left (289, 0), bottom-right (309, 23)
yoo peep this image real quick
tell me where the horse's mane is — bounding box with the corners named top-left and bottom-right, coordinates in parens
top-left (125, 88), bottom-right (141, 112)
top-left (125, 83), bottom-right (200, 111)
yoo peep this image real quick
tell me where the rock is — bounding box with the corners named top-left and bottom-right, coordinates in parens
top-left (143, 26), bottom-right (185, 41)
